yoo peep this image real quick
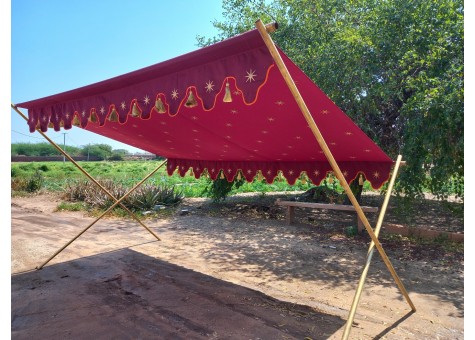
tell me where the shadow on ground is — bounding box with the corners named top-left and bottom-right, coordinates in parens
top-left (12, 248), bottom-right (345, 339)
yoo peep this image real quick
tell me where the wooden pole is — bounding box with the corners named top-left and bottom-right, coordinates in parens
top-left (254, 18), bottom-right (415, 330)
top-left (342, 155), bottom-right (414, 339)
top-left (11, 103), bottom-right (162, 242)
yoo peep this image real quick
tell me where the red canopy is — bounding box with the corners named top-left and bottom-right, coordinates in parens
top-left (16, 28), bottom-right (393, 188)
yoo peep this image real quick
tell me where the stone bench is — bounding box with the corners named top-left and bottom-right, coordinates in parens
top-left (275, 199), bottom-right (379, 233)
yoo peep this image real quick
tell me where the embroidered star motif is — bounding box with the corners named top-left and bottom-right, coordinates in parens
top-left (227, 169), bottom-right (232, 173)
top-left (314, 170), bottom-right (320, 176)
top-left (257, 140), bottom-right (263, 143)
top-left (321, 109), bottom-right (329, 114)
top-left (330, 142), bottom-right (337, 146)
top-left (120, 102), bottom-right (126, 111)
top-left (345, 131), bottom-right (353, 136)
top-left (171, 89), bottom-right (179, 100)
top-left (233, 90), bottom-right (241, 95)
top-left (192, 129), bottom-right (199, 132)
top-left (247, 169), bottom-right (252, 174)
top-left (100, 106), bottom-right (105, 115)
top-left (230, 109), bottom-right (238, 114)
top-left (191, 116), bottom-right (198, 120)
top-left (268, 117), bottom-right (275, 122)
top-left (65, 113), bottom-right (70, 119)
top-left (261, 130), bottom-right (268, 134)
top-left (275, 100), bottom-right (285, 106)
top-left (289, 170), bottom-right (294, 175)
top-left (267, 170), bottom-right (272, 175)
top-left (364, 149), bottom-right (371, 153)
top-left (211, 168), bottom-right (216, 173)
top-left (42, 116), bottom-right (47, 122)
top-left (245, 69), bottom-right (257, 82)
top-left (343, 171), bottom-right (349, 177)
top-left (132, 124), bottom-right (138, 128)
top-left (226, 123), bottom-right (232, 127)
top-left (295, 136), bottom-right (302, 140)
top-left (143, 95), bottom-right (150, 105)
top-left (373, 172), bottom-right (380, 178)
top-left (205, 80), bottom-right (214, 93)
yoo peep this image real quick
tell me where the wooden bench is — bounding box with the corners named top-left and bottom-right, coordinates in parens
top-left (275, 199), bottom-right (379, 233)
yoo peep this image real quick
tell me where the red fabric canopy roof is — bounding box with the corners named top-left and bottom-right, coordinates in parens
top-left (16, 28), bottom-right (393, 188)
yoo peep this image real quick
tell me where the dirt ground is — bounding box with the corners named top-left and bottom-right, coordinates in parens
top-left (11, 192), bottom-right (464, 339)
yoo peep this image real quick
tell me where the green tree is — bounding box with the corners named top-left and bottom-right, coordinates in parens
top-left (80, 144), bottom-right (113, 160)
top-left (11, 142), bottom-right (81, 156)
top-left (198, 0), bottom-right (463, 199)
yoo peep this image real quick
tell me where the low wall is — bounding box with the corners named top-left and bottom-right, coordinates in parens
top-left (382, 223), bottom-right (463, 243)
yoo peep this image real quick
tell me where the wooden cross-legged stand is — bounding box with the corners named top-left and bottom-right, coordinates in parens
top-left (12, 104), bottom-right (165, 270)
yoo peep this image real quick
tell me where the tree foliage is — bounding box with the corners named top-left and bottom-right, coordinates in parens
top-left (198, 0), bottom-right (463, 199)
top-left (11, 142), bottom-right (129, 161)
top-left (11, 142), bottom-right (81, 156)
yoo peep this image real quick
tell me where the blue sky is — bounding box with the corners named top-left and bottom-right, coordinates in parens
top-left (11, 0), bottom-right (225, 153)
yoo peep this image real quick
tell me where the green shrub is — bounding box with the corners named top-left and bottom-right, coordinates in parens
top-left (12, 170), bottom-right (44, 193)
top-left (84, 180), bottom-right (128, 210)
top-left (202, 174), bottom-right (245, 202)
top-left (60, 179), bottom-right (184, 212)
top-left (27, 171), bottom-right (44, 192)
top-left (109, 154), bottom-right (124, 161)
top-left (127, 184), bottom-right (184, 210)
top-left (344, 225), bottom-right (359, 237)
top-left (62, 179), bottom-right (90, 202)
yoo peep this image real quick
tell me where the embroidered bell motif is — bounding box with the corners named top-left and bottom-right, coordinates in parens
top-left (109, 108), bottom-right (119, 122)
top-left (223, 82), bottom-right (232, 102)
top-left (189, 168), bottom-right (194, 177)
top-left (131, 102), bottom-right (141, 117)
top-left (359, 174), bottom-right (364, 185)
top-left (301, 173), bottom-right (307, 185)
top-left (185, 91), bottom-right (198, 108)
top-left (220, 171), bottom-right (225, 179)
top-left (155, 97), bottom-right (166, 113)
top-left (257, 170), bottom-right (264, 182)
top-left (89, 111), bottom-right (98, 123)
top-left (72, 114), bottom-right (81, 126)
top-left (236, 171), bottom-right (242, 181)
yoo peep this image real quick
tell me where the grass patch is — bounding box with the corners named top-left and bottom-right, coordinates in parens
top-left (56, 201), bottom-right (87, 212)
